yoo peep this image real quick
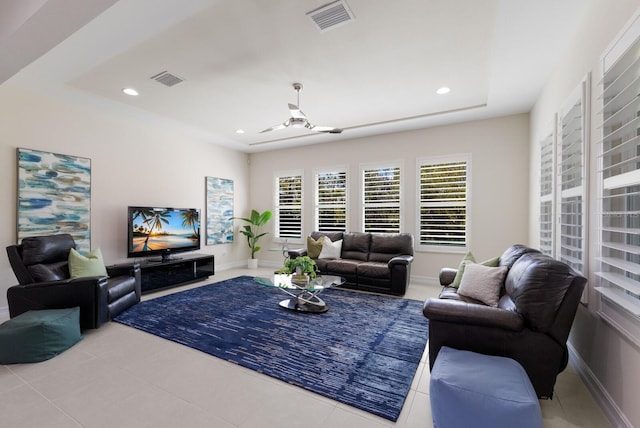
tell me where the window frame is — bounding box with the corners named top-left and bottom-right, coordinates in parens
top-left (539, 125), bottom-right (556, 257)
top-left (360, 161), bottom-right (403, 234)
top-left (313, 166), bottom-right (349, 233)
top-left (273, 170), bottom-right (304, 244)
top-left (556, 78), bottom-right (589, 277)
top-left (416, 154), bottom-right (471, 253)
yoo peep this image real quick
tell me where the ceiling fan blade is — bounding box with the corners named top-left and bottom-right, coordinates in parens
top-left (309, 125), bottom-right (343, 134)
top-left (259, 122), bottom-right (288, 133)
top-left (288, 103), bottom-right (307, 119)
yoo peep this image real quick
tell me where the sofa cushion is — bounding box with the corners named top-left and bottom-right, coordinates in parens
top-left (314, 258), bottom-right (331, 271)
top-left (341, 232), bottom-right (371, 261)
top-left (452, 253), bottom-right (500, 289)
top-left (310, 231), bottom-right (343, 243)
top-left (368, 233), bottom-right (414, 263)
top-left (68, 248), bottom-right (108, 279)
top-left (457, 263), bottom-right (508, 307)
top-left (27, 261), bottom-right (70, 282)
top-left (356, 262), bottom-right (391, 279)
top-left (20, 234), bottom-right (76, 266)
top-left (325, 259), bottom-right (362, 275)
top-left (505, 252), bottom-right (575, 332)
top-left (499, 245), bottom-right (541, 269)
top-left (451, 252), bottom-right (476, 287)
top-left (319, 239), bottom-right (342, 259)
top-left (306, 235), bottom-right (325, 259)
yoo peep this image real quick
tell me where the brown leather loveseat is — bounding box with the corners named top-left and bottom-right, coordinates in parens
top-left (422, 245), bottom-right (586, 398)
top-left (288, 231), bottom-right (414, 295)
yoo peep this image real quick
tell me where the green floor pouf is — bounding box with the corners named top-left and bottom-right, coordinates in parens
top-left (0, 307), bottom-right (83, 364)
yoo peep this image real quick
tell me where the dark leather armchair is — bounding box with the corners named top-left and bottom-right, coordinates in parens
top-left (423, 245), bottom-right (586, 398)
top-left (6, 234), bottom-right (141, 330)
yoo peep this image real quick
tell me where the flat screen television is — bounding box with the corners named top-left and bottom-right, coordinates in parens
top-left (127, 206), bottom-right (201, 262)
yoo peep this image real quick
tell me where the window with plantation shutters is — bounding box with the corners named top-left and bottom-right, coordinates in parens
top-left (540, 131), bottom-right (555, 256)
top-left (557, 80), bottom-right (588, 275)
top-left (275, 172), bottom-right (302, 240)
top-left (315, 168), bottom-right (348, 232)
top-left (595, 13), bottom-right (640, 330)
top-left (417, 156), bottom-right (469, 250)
top-left (362, 163), bottom-right (401, 233)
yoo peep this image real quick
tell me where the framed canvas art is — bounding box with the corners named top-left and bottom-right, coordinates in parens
top-left (17, 148), bottom-right (91, 252)
top-left (206, 177), bottom-right (234, 245)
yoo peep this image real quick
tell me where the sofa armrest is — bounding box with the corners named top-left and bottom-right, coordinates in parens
top-left (7, 278), bottom-right (105, 329)
top-left (106, 262), bottom-right (140, 278)
top-left (423, 298), bottom-right (524, 332)
top-left (439, 268), bottom-right (457, 286)
top-left (287, 248), bottom-right (307, 258)
top-left (389, 255), bottom-right (413, 267)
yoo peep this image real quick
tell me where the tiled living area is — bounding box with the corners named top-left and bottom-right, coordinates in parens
top-left (1, 268), bottom-right (611, 428)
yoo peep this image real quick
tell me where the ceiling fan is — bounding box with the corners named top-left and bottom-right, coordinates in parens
top-left (260, 83), bottom-right (343, 134)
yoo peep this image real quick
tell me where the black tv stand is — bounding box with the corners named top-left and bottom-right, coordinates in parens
top-left (110, 253), bottom-right (214, 294)
top-left (157, 253), bottom-right (182, 263)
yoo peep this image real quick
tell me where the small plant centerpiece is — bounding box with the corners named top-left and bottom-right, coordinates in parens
top-left (231, 209), bottom-right (273, 268)
top-left (279, 256), bottom-right (318, 285)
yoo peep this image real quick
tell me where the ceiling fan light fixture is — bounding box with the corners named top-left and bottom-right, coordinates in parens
top-left (259, 83), bottom-right (342, 135)
top-left (291, 118), bottom-right (307, 128)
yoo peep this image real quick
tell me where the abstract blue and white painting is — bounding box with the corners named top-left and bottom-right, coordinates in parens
top-left (17, 148), bottom-right (91, 252)
top-left (206, 177), bottom-right (233, 245)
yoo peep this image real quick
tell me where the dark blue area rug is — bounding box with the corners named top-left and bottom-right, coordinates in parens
top-left (114, 275), bottom-right (429, 421)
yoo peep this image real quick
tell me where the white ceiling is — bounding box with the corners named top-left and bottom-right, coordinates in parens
top-left (2, 0), bottom-right (591, 152)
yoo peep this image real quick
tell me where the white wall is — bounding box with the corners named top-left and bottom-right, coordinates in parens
top-left (0, 85), bottom-right (250, 310)
top-left (248, 113), bottom-right (530, 282)
top-left (529, 1), bottom-right (640, 426)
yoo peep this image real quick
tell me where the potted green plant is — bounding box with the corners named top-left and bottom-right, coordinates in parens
top-left (232, 209), bottom-right (273, 268)
top-left (279, 256), bottom-right (319, 279)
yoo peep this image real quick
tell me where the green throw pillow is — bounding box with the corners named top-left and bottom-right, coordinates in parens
top-left (450, 252), bottom-right (500, 288)
top-left (68, 248), bottom-right (108, 279)
top-left (451, 252), bottom-right (476, 288)
top-left (306, 235), bottom-right (325, 259)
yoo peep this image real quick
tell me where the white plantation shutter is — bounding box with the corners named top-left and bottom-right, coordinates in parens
top-left (315, 169), bottom-right (348, 232)
top-left (418, 156), bottom-right (469, 250)
top-left (540, 131), bottom-right (555, 256)
top-left (362, 164), bottom-right (401, 233)
top-left (275, 172), bottom-right (302, 239)
top-left (557, 80), bottom-right (588, 275)
top-left (595, 15), bottom-right (640, 324)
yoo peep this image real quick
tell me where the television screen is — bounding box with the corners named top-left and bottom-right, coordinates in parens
top-left (128, 206), bottom-right (201, 261)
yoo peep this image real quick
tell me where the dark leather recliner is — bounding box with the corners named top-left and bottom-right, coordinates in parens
top-left (422, 245), bottom-right (586, 398)
top-left (6, 234), bottom-right (141, 330)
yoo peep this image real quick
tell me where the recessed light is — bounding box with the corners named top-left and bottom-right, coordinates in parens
top-left (436, 87), bottom-right (451, 95)
top-left (235, 129), bottom-right (245, 134)
top-left (122, 88), bottom-right (139, 96)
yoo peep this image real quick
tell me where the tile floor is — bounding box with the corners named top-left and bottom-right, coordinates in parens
top-left (1, 267), bottom-right (611, 428)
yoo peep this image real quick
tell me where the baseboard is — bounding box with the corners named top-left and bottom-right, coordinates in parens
top-left (410, 275), bottom-right (439, 286)
top-left (0, 306), bottom-right (9, 320)
top-left (568, 343), bottom-right (633, 428)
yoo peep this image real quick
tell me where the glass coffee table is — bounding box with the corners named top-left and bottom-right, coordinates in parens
top-left (254, 274), bottom-right (345, 313)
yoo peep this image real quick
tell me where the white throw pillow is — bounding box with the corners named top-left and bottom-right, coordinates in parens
top-left (319, 239), bottom-right (342, 259)
top-left (457, 263), bottom-right (508, 307)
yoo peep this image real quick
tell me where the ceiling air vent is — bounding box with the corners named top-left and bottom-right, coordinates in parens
top-left (307, 0), bottom-right (354, 32)
top-left (150, 71), bottom-right (184, 87)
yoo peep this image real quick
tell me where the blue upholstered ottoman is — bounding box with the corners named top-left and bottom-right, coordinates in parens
top-left (430, 347), bottom-right (542, 428)
top-left (0, 307), bottom-right (82, 364)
